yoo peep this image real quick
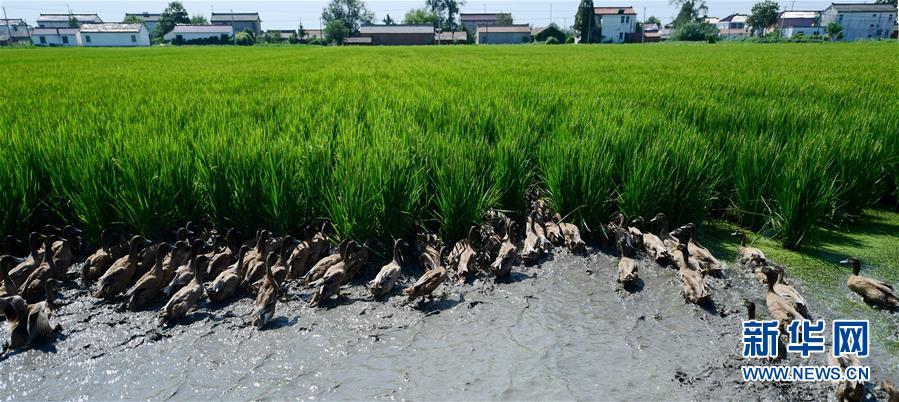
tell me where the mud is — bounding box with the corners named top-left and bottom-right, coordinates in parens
top-left (1, 246), bottom-right (896, 400)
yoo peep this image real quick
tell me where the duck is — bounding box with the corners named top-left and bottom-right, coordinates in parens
top-left (309, 247), bottom-right (354, 308)
top-left (610, 213), bottom-right (643, 250)
top-left (544, 214), bottom-right (564, 246)
top-left (760, 266), bottom-right (807, 331)
top-left (404, 264), bottom-right (447, 302)
top-left (369, 239), bottom-right (406, 299)
top-left (163, 240), bottom-right (205, 298)
top-left (1, 256), bottom-right (19, 297)
top-left (126, 243), bottom-right (173, 311)
top-left (18, 237), bottom-right (61, 303)
top-left (342, 240), bottom-right (371, 282)
top-left (449, 227), bottom-right (478, 283)
top-left (159, 255), bottom-right (208, 325)
top-left (304, 239), bottom-right (351, 285)
top-left (43, 225), bottom-right (79, 270)
top-left (674, 243), bottom-right (711, 304)
top-left (95, 235), bottom-right (146, 300)
top-left (521, 212), bottom-right (543, 265)
top-left (649, 213), bottom-right (679, 255)
top-left (8, 232), bottom-right (46, 284)
top-left (206, 228), bottom-right (238, 279)
top-left (881, 380), bottom-right (898, 402)
top-left (630, 216), bottom-right (670, 266)
top-left (160, 240), bottom-right (192, 286)
top-left (1, 279), bottom-right (61, 351)
top-left (242, 230), bottom-right (270, 274)
top-left (840, 257), bottom-right (898, 309)
top-left (3, 235), bottom-right (25, 258)
top-left (733, 230), bottom-right (765, 266)
top-left (417, 233), bottom-right (441, 271)
top-left (670, 223), bottom-right (721, 275)
top-left (616, 237), bottom-right (638, 285)
top-left (557, 215), bottom-right (586, 254)
top-left (81, 229), bottom-right (125, 285)
top-left (244, 235), bottom-right (291, 289)
top-left (769, 265), bottom-right (810, 318)
top-left (828, 353), bottom-right (864, 402)
top-left (743, 299), bottom-right (756, 320)
top-left (207, 245), bottom-right (250, 303)
top-left (286, 224), bottom-right (331, 280)
top-left (490, 220), bottom-right (516, 278)
top-left (252, 252), bottom-right (280, 329)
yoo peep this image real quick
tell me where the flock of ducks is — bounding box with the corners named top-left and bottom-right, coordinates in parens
top-left (1, 203), bottom-right (898, 397)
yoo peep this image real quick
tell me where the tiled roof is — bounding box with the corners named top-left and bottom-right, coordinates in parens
top-left (460, 13), bottom-right (501, 21)
top-left (359, 25), bottom-right (434, 34)
top-left (125, 13), bottom-right (161, 22)
top-left (38, 14), bottom-right (102, 23)
top-left (33, 28), bottom-right (79, 35)
top-left (80, 23), bottom-right (143, 33)
top-left (436, 31), bottom-right (467, 40)
top-left (211, 13), bottom-right (261, 22)
top-left (477, 24), bottom-right (530, 33)
top-left (828, 3), bottom-right (897, 12)
top-left (594, 7), bottom-right (637, 16)
top-left (169, 24), bottom-right (233, 34)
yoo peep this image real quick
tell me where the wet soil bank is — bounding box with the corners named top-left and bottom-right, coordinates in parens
top-left (1, 248), bottom-right (896, 400)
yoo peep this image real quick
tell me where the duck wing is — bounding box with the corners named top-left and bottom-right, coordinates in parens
top-left (27, 301), bottom-right (54, 339)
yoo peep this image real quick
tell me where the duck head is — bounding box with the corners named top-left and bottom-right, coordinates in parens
top-left (128, 235), bottom-right (147, 258)
top-left (760, 266), bottom-right (778, 289)
top-left (839, 257), bottom-right (861, 275)
top-left (192, 255), bottom-right (210, 284)
top-left (155, 243), bottom-right (173, 271)
top-left (44, 278), bottom-right (58, 304)
top-left (171, 240), bottom-right (192, 263)
top-left (648, 213), bottom-right (666, 224)
top-left (467, 226), bottom-right (479, 245)
top-left (393, 238), bottom-right (409, 263)
top-left (730, 230), bottom-right (746, 246)
top-left (27, 232), bottom-right (44, 256)
top-left (256, 230), bottom-right (270, 251)
top-left (630, 216), bottom-right (645, 229)
top-left (614, 213), bottom-right (625, 227)
top-left (742, 299), bottom-right (756, 320)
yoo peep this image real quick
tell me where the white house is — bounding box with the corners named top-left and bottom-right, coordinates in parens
top-left (163, 24), bottom-right (234, 43)
top-left (593, 6), bottom-right (637, 43)
top-left (124, 13), bottom-right (161, 33)
top-left (717, 14), bottom-right (751, 39)
top-left (79, 23), bottom-right (150, 47)
top-left (0, 18), bottom-right (31, 44)
top-left (210, 13), bottom-right (262, 36)
top-left (37, 13), bottom-right (102, 28)
top-left (32, 28), bottom-right (81, 46)
top-left (476, 24), bottom-right (531, 44)
top-left (820, 3), bottom-right (896, 41)
top-left (777, 11), bottom-right (823, 37)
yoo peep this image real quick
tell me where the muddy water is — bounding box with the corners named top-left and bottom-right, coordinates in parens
top-left (1, 248), bottom-right (895, 400)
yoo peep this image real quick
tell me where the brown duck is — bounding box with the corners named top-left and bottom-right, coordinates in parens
top-left (675, 243), bottom-right (711, 304)
top-left (616, 237), bottom-right (638, 285)
top-left (449, 227), bottom-right (478, 283)
top-left (840, 257), bottom-right (898, 309)
top-left (127, 243), bottom-right (173, 311)
top-left (1, 279), bottom-right (61, 350)
top-left (160, 255), bottom-right (208, 325)
top-left (252, 252), bottom-right (280, 329)
top-left (631, 216), bottom-right (670, 266)
top-left (82, 229), bottom-right (126, 285)
top-left (760, 266), bottom-right (807, 331)
top-left (304, 239), bottom-right (351, 285)
top-left (369, 239), bottom-right (406, 299)
top-left (404, 264), bottom-right (447, 302)
top-left (490, 220), bottom-right (516, 278)
top-left (207, 245), bottom-right (250, 303)
top-left (733, 230), bottom-right (765, 266)
top-left (95, 235), bottom-right (147, 300)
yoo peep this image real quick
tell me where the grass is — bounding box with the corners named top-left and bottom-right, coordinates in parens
top-left (0, 43), bottom-right (897, 247)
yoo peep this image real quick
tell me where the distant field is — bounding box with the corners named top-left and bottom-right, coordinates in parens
top-left (1, 43), bottom-right (897, 245)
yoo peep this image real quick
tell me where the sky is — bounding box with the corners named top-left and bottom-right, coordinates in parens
top-left (2, 0), bottom-right (838, 30)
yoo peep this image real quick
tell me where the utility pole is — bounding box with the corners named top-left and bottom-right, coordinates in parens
top-left (642, 6), bottom-right (646, 43)
top-left (2, 7), bottom-right (11, 43)
top-left (231, 9), bottom-right (236, 45)
top-left (550, 4), bottom-right (553, 25)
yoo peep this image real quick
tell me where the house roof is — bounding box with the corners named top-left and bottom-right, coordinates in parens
top-left (779, 11), bottom-right (820, 19)
top-left (33, 28), bottom-right (79, 35)
top-left (0, 19), bottom-right (27, 25)
top-left (593, 7), bottom-right (637, 16)
top-left (720, 14), bottom-right (748, 23)
top-left (125, 13), bottom-right (161, 22)
top-left (460, 13), bottom-right (502, 21)
top-left (38, 14), bottom-right (103, 23)
top-left (80, 23), bottom-right (143, 33)
top-left (359, 25), bottom-right (434, 34)
top-left (211, 13), bottom-right (261, 22)
top-left (704, 17), bottom-right (721, 24)
top-left (827, 3), bottom-right (897, 12)
top-left (343, 36), bottom-right (373, 44)
top-left (436, 31), bottom-right (467, 40)
top-left (169, 24), bottom-right (233, 34)
top-left (302, 29), bottom-right (323, 38)
top-left (477, 24), bottom-right (531, 33)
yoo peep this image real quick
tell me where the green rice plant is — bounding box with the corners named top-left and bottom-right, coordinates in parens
top-left (0, 141), bottom-right (37, 237)
top-left (491, 132), bottom-right (536, 214)
top-left (427, 135), bottom-right (496, 242)
top-left (729, 133), bottom-right (785, 230)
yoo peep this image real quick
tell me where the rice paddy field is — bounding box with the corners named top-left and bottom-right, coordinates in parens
top-left (1, 43), bottom-right (897, 247)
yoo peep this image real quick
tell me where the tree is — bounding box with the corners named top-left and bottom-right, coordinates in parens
top-left (645, 16), bottom-right (662, 26)
top-left (68, 16), bottom-right (80, 28)
top-left (123, 15), bottom-right (145, 25)
top-left (298, 23), bottom-right (307, 40)
top-left (322, 0), bottom-right (374, 34)
top-left (190, 14), bottom-right (208, 24)
top-left (671, 20), bottom-right (717, 41)
top-left (425, 0), bottom-right (464, 30)
top-left (324, 19), bottom-right (350, 44)
top-left (747, 0), bottom-right (779, 35)
top-left (153, 2), bottom-right (190, 41)
top-left (383, 14), bottom-right (396, 25)
top-left (495, 13), bottom-right (513, 24)
top-left (671, 0), bottom-right (707, 28)
top-left (574, 0), bottom-right (596, 43)
top-left (403, 8), bottom-right (440, 26)
top-left (289, 31), bottom-right (300, 44)
top-left (235, 31), bottom-right (254, 45)
top-left (535, 23), bottom-right (566, 43)
top-left (825, 22), bottom-right (843, 41)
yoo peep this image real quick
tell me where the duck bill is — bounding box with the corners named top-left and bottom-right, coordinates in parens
top-left (838, 259), bottom-right (850, 265)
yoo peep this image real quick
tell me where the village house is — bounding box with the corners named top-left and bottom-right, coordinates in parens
top-left (776, 11), bottom-right (823, 37)
top-left (124, 13), bottom-right (161, 33)
top-left (435, 31), bottom-right (468, 44)
top-left (37, 13), bottom-right (102, 28)
top-left (460, 13), bottom-right (505, 33)
top-left (163, 24), bottom-right (234, 43)
top-left (31, 27), bottom-right (80, 46)
top-left (639, 23), bottom-right (661, 42)
top-left (717, 14), bottom-right (751, 39)
top-left (0, 19), bottom-right (31, 44)
top-left (302, 29), bottom-right (323, 41)
top-left (820, 3), bottom-right (896, 41)
top-left (476, 24), bottom-right (531, 44)
top-left (210, 13), bottom-right (262, 36)
top-left (357, 25), bottom-right (435, 45)
top-left (79, 23), bottom-right (150, 47)
top-left (593, 7), bottom-right (637, 43)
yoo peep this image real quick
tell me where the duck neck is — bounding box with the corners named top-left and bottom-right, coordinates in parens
top-left (746, 304), bottom-right (755, 320)
top-left (658, 219), bottom-right (668, 238)
top-left (852, 262), bottom-right (860, 276)
top-left (739, 233), bottom-right (746, 247)
top-left (236, 250), bottom-right (248, 276)
top-left (393, 243), bottom-right (402, 264)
